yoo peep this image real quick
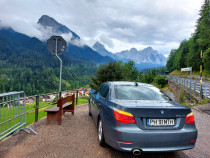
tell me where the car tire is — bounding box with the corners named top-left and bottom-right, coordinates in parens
top-left (98, 118), bottom-right (106, 146)
top-left (88, 104), bottom-right (92, 116)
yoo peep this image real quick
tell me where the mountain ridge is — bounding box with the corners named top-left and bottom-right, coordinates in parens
top-left (93, 41), bottom-right (167, 67)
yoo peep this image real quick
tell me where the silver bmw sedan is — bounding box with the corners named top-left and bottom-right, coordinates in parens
top-left (88, 81), bottom-right (197, 156)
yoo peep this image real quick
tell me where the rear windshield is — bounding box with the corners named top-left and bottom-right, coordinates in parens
top-left (115, 85), bottom-right (167, 101)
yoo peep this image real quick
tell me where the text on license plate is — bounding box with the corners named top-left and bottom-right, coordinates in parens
top-left (147, 119), bottom-right (175, 126)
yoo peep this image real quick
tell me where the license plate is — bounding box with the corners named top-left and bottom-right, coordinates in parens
top-left (147, 119), bottom-right (175, 126)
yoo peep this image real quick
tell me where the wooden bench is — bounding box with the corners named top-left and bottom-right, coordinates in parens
top-left (44, 94), bottom-right (75, 125)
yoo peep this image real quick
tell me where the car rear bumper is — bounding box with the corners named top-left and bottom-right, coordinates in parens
top-left (103, 123), bottom-right (197, 152)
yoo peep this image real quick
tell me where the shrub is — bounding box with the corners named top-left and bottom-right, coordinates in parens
top-left (154, 75), bottom-right (168, 88)
top-left (178, 89), bottom-right (185, 103)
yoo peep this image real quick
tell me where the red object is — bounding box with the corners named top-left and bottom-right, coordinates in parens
top-left (190, 139), bottom-right (196, 142)
top-left (118, 141), bottom-right (132, 144)
top-left (185, 112), bottom-right (195, 124)
top-left (113, 110), bottom-right (136, 124)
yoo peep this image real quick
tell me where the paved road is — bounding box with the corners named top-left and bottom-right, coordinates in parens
top-left (0, 104), bottom-right (209, 158)
top-left (184, 108), bottom-right (210, 158)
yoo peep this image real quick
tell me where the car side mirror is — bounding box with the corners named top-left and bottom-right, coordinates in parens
top-left (90, 90), bottom-right (95, 94)
top-left (161, 91), bottom-right (174, 101)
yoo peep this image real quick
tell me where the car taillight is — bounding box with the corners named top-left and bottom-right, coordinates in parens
top-left (113, 108), bottom-right (136, 124)
top-left (185, 112), bottom-right (195, 124)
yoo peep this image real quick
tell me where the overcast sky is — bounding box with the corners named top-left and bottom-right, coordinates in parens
top-left (0, 0), bottom-right (204, 55)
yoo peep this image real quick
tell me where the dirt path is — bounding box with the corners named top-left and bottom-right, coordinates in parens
top-left (0, 104), bottom-right (201, 158)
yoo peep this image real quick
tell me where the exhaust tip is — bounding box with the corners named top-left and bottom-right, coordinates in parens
top-left (132, 149), bottom-right (142, 156)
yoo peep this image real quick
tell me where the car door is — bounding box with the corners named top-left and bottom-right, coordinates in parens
top-left (91, 84), bottom-right (105, 123)
top-left (93, 84), bottom-right (110, 123)
top-left (97, 84), bottom-right (110, 108)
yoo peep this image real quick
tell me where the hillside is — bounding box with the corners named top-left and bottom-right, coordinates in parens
top-left (0, 15), bottom-right (116, 95)
top-left (0, 28), bottom-right (97, 95)
top-left (166, 0), bottom-right (210, 73)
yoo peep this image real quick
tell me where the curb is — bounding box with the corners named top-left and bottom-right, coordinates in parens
top-left (192, 107), bottom-right (210, 117)
top-left (75, 103), bottom-right (88, 108)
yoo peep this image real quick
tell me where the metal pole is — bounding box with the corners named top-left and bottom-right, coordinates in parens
top-left (200, 50), bottom-right (203, 101)
top-left (55, 38), bottom-right (62, 98)
top-left (190, 68), bottom-right (192, 102)
top-left (24, 93), bottom-right (26, 127)
top-left (76, 90), bottom-right (78, 105)
top-left (194, 82), bottom-right (196, 97)
top-left (35, 95), bottom-right (39, 122)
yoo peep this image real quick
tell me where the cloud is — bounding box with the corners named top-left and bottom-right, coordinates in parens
top-left (0, 0), bottom-right (204, 54)
top-left (98, 34), bottom-right (114, 48)
top-left (113, 28), bottom-right (135, 37)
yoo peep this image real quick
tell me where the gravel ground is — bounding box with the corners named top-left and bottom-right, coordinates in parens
top-left (1, 104), bottom-right (208, 158)
top-left (183, 108), bottom-right (210, 158)
top-left (194, 103), bottom-right (210, 115)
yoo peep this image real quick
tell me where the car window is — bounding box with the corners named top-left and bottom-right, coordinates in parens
top-left (95, 84), bottom-right (105, 95)
top-left (115, 85), bottom-right (166, 101)
top-left (100, 84), bottom-right (109, 98)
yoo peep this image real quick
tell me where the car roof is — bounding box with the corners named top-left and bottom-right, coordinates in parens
top-left (107, 81), bottom-right (154, 87)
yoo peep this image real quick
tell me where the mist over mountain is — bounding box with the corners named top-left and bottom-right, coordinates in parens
top-left (0, 14), bottom-right (166, 71)
top-left (37, 15), bottom-right (80, 40)
top-left (37, 15), bottom-right (166, 69)
top-left (37, 15), bottom-right (113, 64)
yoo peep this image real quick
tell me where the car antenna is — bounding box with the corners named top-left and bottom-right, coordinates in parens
top-left (135, 82), bottom-right (138, 86)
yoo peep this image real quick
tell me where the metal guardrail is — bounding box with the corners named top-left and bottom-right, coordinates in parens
top-left (0, 91), bottom-right (37, 140)
top-left (168, 76), bottom-right (210, 100)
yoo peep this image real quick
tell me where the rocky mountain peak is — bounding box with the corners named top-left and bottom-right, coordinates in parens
top-left (37, 15), bottom-right (80, 40)
top-left (129, 47), bottom-right (138, 52)
top-left (92, 42), bottom-right (114, 58)
top-left (38, 15), bottom-right (60, 29)
top-left (93, 42), bottom-right (105, 50)
top-left (143, 46), bottom-right (153, 51)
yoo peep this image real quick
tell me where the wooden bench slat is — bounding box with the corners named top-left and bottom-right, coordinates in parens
top-left (63, 103), bottom-right (71, 108)
top-left (44, 107), bottom-right (59, 112)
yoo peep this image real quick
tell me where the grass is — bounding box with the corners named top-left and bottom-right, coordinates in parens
top-left (170, 70), bottom-right (199, 75)
top-left (159, 85), bottom-right (172, 92)
top-left (170, 70), bottom-right (210, 78)
top-left (178, 93), bottom-right (210, 108)
top-left (150, 82), bottom-right (170, 92)
top-left (76, 97), bottom-right (88, 105)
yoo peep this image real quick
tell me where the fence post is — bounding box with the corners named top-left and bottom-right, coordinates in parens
top-left (200, 83), bottom-right (203, 101)
top-left (35, 95), bottom-right (39, 122)
top-left (59, 91), bottom-right (62, 98)
top-left (194, 82), bottom-right (196, 97)
top-left (76, 90), bottom-right (78, 105)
